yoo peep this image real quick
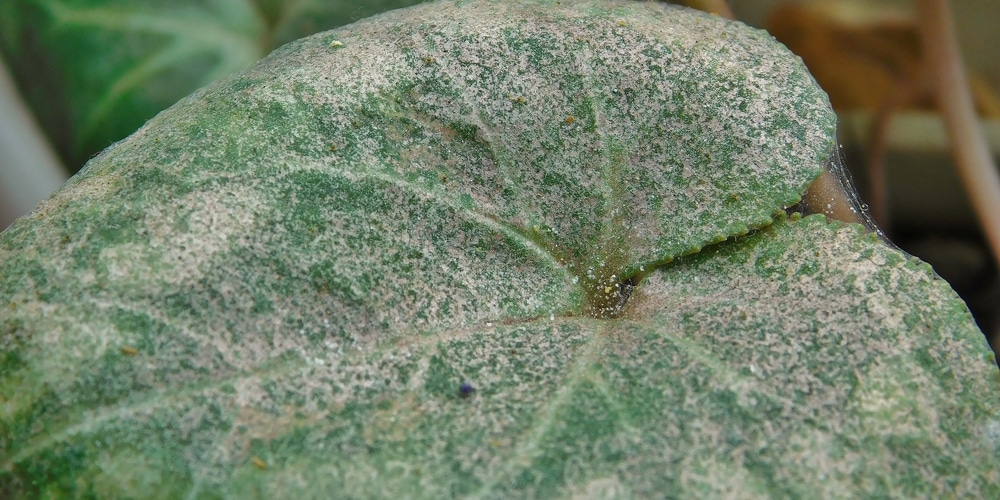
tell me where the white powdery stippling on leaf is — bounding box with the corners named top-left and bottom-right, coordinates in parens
top-left (0, 1), bottom-right (995, 498)
top-left (263, 0), bottom-right (834, 275)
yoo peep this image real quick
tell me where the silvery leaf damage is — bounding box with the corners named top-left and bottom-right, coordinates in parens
top-left (1, 1), bottom-right (997, 497)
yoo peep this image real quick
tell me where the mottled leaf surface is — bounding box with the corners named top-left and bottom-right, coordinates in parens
top-left (0, 0), bottom-right (997, 497)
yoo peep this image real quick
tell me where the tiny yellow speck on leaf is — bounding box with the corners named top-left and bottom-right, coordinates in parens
top-left (604, 286), bottom-right (613, 294)
top-left (329, 40), bottom-right (344, 48)
top-left (565, 116), bottom-right (575, 124)
top-left (120, 346), bottom-right (139, 356)
top-left (251, 456), bottom-right (267, 470)
top-left (616, 20), bottom-right (628, 27)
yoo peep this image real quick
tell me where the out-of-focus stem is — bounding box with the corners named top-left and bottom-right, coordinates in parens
top-left (917, 0), bottom-right (1000, 267)
top-left (682, 0), bottom-right (734, 20)
top-left (0, 51), bottom-right (67, 229)
top-left (802, 168), bottom-right (864, 225)
top-left (865, 76), bottom-right (927, 234)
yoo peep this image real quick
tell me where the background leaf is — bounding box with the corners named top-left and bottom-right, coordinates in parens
top-left (0, 0), bottom-right (426, 173)
top-left (1, 0), bottom-right (996, 497)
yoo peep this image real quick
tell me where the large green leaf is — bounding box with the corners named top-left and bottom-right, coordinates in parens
top-left (1, 0), bottom-right (997, 497)
top-left (0, 0), bottom-right (425, 172)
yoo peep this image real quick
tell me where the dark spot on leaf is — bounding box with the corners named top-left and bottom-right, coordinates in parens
top-left (588, 274), bottom-right (640, 319)
top-left (459, 382), bottom-right (475, 398)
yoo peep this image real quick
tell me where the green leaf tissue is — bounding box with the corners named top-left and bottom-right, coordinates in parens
top-left (1, 1), bottom-right (998, 497)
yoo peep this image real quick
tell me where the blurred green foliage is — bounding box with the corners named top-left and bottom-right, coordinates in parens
top-left (0, 0), bottom-right (425, 173)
